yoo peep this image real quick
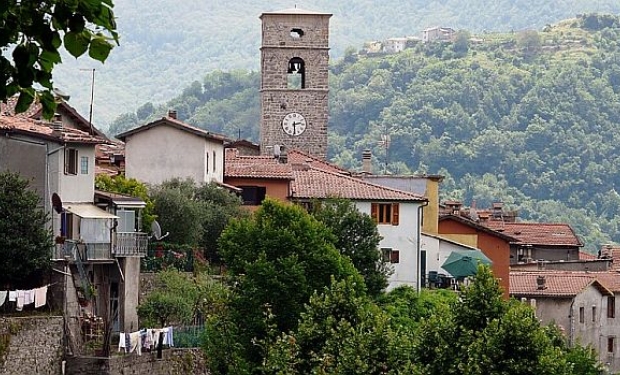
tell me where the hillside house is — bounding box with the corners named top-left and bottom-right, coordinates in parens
top-left (422, 26), bottom-right (456, 42)
top-left (0, 113), bottom-right (147, 351)
top-left (224, 148), bottom-right (428, 290)
top-left (383, 37), bottom-right (408, 53)
top-left (117, 110), bottom-right (228, 186)
top-left (511, 271), bottom-right (620, 372)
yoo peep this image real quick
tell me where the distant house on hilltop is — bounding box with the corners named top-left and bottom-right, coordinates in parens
top-left (422, 26), bottom-right (456, 43)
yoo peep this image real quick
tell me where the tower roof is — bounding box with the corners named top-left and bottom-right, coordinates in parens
top-left (261, 8), bottom-right (332, 17)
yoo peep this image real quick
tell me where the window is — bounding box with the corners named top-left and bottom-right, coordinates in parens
top-left (213, 151), bottom-right (216, 171)
top-left (240, 186), bottom-right (266, 205)
top-left (65, 148), bottom-right (78, 175)
top-left (61, 212), bottom-right (74, 239)
top-left (205, 152), bottom-right (209, 174)
top-left (593, 306), bottom-right (597, 322)
top-left (609, 337), bottom-right (615, 353)
top-left (381, 248), bottom-right (400, 263)
top-left (80, 156), bottom-right (89, 174)
top-left (609, 296), bottom-right (616, 318)
top-left (371, 203), bottom-right (400, 225)
top-left (579, 306), bottom-right (585, 323)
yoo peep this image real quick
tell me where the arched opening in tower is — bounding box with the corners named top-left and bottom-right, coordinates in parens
top-left (287, 57), bottom-right (305, 89)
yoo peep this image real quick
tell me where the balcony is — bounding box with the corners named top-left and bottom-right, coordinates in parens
top-left (51, 240), bottom-right (111, 261)
top-left (113, 232), bottom-right (149, 257)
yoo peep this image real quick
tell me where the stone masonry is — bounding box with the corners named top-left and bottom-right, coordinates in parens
top-left (0, 316), bottom-right (64, 375)
top-left (260, 10), bottom-right (332, 159)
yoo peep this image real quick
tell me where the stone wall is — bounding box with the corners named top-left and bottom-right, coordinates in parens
top-left (0, 316), bottom-right (64, 375)
top-left (65, 348), bottom-right (208, 375)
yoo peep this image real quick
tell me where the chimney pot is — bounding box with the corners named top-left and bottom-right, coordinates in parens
top-left (168, 110), bottom-right (177, 119)
top-left (362, 149), bottom-right (372, 174)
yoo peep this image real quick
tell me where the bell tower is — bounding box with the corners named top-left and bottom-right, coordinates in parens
top-left (259, 8), bottom-right (332, 159)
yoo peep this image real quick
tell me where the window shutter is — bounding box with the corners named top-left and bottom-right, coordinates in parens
top-left (371, 203), bottom-right (378, 223)
top-left (392, 203), bottom-right (399, 225)
top-left (390, 249), bottom-right (400, 263)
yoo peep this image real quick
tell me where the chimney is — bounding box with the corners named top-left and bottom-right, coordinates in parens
top-left (51, 113), bottom-right (63, 131)
top-left (536, 275), bottom-right (546, 290)
top-left (278, 149), bottom-right (288, 164)
top-left (362, 149), bottom-right (372, 174)
top-left (168, 110), bottom-right (177, 119)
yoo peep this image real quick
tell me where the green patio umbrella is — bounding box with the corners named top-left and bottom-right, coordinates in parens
top-left (441, 249), bottom-right (492, 279)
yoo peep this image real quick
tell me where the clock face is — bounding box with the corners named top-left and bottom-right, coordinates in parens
top-left (281, 112), bottom-right (307, 136)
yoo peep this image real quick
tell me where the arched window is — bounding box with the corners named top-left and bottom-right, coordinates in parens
top-left (287, 57), bottom-right (305, 89)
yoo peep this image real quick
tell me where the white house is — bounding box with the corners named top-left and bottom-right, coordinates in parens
top-left (117, 110), bottom-right (228, 186)
top-left (224, 149), bottom-right (428, 291)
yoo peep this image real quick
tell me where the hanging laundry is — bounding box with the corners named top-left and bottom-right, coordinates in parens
top-left (15, 290), bottom-right (25, 311)
top-left (8, 291), bottom-right (16, 302)
top-left (23, 289), bottom-right (35, 305)
top-left (129, 331), bottom-right (142, 356)
top-left (34, 285), bottom-right (47, 308)
top-left (118, 332), bottom-right (126, 352)
top-left (164, 326), bottom-right (174, 347)
top-left (0, 291), bottom-right (7, 307)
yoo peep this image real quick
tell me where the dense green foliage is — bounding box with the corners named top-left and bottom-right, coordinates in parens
top-left (55, 1), bottom-right (620, 127)
top-left (148, 178), bottom-right (245, 261)
top-left (113, 15), bottom-right (620, 251)
top-left (310, 198), bottom-right (390, 298)
top-left (0, 171), bottom-right (52, 288)
top-left (208, 199), bottom-right (364, 371)
top-left (1, 0), bottom-right (118, 118)
top-left (261, 266), bottom-right (601, 374)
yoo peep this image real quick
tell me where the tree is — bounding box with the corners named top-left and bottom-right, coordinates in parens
top-left (1, 0), bottom-right (119, 118)
top-left (310, 198), bottom-right (390, 297)
top-left (208, 199), bottom-right (364, 371)
top-left (0, 171), bottom-right (52, 288)
top-left (263, 277), bottom-right (417, 375)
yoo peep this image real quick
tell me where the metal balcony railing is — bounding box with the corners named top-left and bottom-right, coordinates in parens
top-left (113, 232), bottom-right (149, 257)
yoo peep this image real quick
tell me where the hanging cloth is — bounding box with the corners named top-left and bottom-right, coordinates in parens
top-left (34, 286), bottom-right (48, 308)
top-left (0, 291), bottom-right (7, 307)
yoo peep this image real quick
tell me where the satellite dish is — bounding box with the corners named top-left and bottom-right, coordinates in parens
top-left (53, 88), bottom-right (71, 101)
top-left (150, 220), bottom-right (169, 241)
top-left (51, 193), bottom-right (63, 214)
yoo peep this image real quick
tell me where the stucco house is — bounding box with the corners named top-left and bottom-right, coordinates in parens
top-left (117, 110), bottom-right (228, 186)
top-left (422, 26), bottom-right (456, 43)
top-left (224, 148), bottom-right (428, 290)
top-left (0, 113), bottom-right (147, 352)
top-left (511, 271), bottom-right (620, 372)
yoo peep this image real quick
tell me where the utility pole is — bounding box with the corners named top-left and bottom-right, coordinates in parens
top-left (80, 69), bottom-right (96, 135)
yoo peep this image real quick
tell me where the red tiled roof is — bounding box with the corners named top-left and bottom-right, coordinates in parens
top-left (0, 115), bottom-right (107, 144)
top-left (116, 116), bottom-right (228, 143)
top-left (225, 148), bottom-right (426, 201)
top-left (1, 96), bottom-right (108, 139)
top-left (510, 271), bottom-right (613, 297)
top-left (291, 165), bottom-right (426, 201)
top-left (485, 222), bottom-right (583, 247)
top-left (579, 251), bottom-right (597, 260)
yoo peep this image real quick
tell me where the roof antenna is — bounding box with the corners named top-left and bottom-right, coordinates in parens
top-left (80, 68), bottom-right (96, 135)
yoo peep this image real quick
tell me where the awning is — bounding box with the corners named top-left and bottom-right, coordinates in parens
top-left (64, 203), bottom-right (119, 219)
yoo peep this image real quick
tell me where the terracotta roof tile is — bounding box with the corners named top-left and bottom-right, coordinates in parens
top-left (485, 222), bottom-right (582, 246)
top-left (510, 271), bottom-right (613, 297)
top-left (0, 115), bottom-right (106, 144)
top-left (579, 251), bottom-right (597, 260)
top-left (224, 148), bottom-right (426, 201)
top-left (291, 166), bottom-right (425, 201)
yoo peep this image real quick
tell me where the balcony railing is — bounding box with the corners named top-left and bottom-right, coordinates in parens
top-left (113, 232), bottom-right (149, 257)
top-left (51, 240), bottom-right (111, 261)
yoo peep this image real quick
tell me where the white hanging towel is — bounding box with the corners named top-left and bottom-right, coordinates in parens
top-left (0, 291), bottom-right (7, 307)
top-left (34, 286), bottom-right (48, 308)
top-left (8, 291), bottom-right (17, 302)
top-left (15, 290), bottom-right (25, 311)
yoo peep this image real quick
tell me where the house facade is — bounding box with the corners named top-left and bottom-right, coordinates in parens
top-left (224, 148), bottom-right (428, 290)
top-left (0, 113), bottom-right (147, 348)
top-left (511, 271), bottom-right (620, 372)
top-left (117, 111), bottom-right (227, 186)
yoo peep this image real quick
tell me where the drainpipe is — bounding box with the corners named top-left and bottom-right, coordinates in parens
top-left (569, 299), bottom-right (575, 346)
top-left (417, 199), bottom-right (429, 293)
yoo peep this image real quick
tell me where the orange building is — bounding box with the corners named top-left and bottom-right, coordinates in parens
top-left (438, 214), bottom-right (516, 299)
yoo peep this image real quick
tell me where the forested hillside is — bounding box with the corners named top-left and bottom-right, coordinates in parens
top-left (109, 14), bottom-right (620, 252)
top-left (53, 0), bottom-right (620, 128)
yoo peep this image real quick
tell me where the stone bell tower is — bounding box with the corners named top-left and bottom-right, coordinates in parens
top-left (259, 8), bottom-right (332, 159)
